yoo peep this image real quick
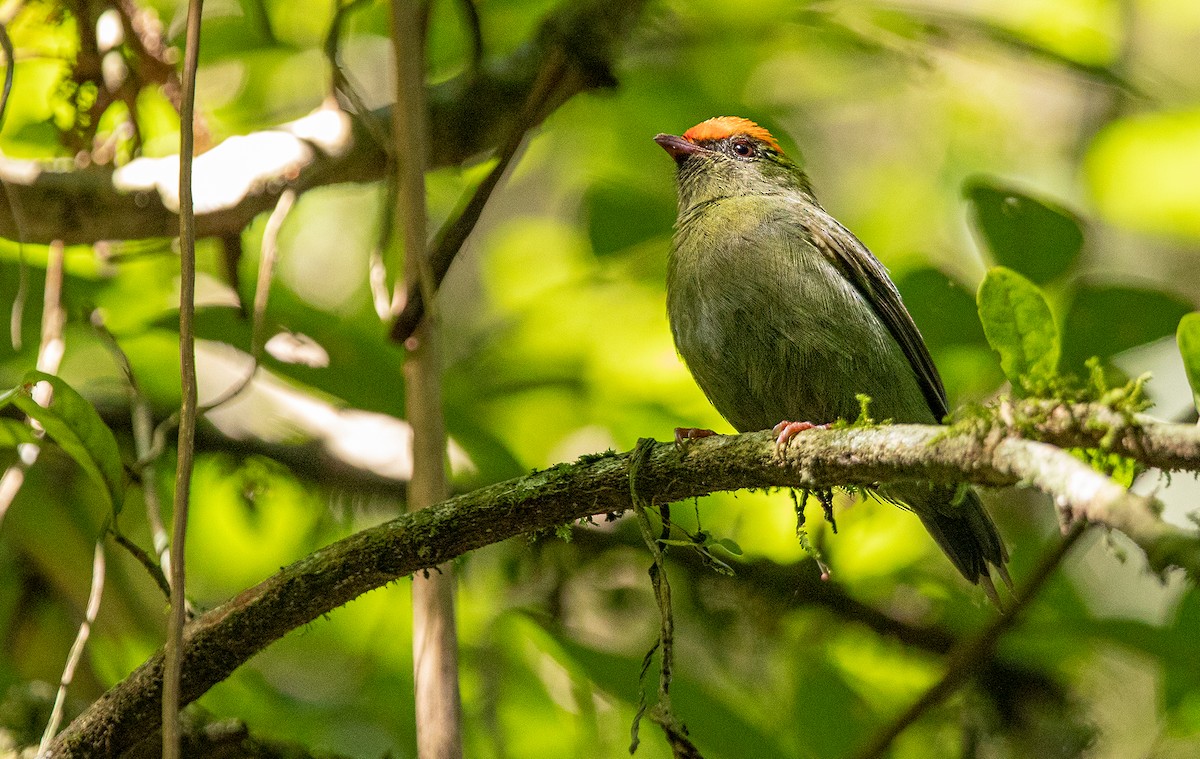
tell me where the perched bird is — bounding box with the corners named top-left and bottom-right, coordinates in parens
top-left (655, 116), bottom-right (1009, 597)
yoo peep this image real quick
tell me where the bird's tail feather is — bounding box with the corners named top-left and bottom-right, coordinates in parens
top-left (892, 485), bottom-right (1009, 589)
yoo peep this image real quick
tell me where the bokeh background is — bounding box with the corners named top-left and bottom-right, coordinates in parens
top-left (1, 0), bottom-right (1199, 757)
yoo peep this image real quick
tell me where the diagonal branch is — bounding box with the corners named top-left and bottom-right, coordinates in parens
top-left (389, 44), bottom-right (569, 341)
top-left (47, 412), bottom-right (1199, 758)
top-left (850, 522), bottom-right (1088, 759)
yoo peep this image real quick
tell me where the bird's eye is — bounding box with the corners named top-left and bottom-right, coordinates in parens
top-left (731, 139), bottom-right (756, 158)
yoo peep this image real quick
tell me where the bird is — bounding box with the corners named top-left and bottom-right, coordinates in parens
top-left (654, 116), bottom-right (1009, 599)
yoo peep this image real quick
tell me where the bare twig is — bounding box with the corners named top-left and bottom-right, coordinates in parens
top-left (162, 0), bottom-right (204, 756)
top-left (0, 19), bottom-right (28, 351)
top-left (323, 0), bottom-right (387, 148)
top-left (250, 188), bottom-right (294, 358)
top-left (191, 187), bottom-right (296, 414)
top-left (388, 47), bottom-right (568, 341)
top-left (111, 530), bottom-right (171, 600)
top-left (850, 522), bottom-right (1088, 759)
top-left (36, 542), bottom-right (106, 757)
top-left (93, 315), bottom-right (186, 602)
top-left (628, 438), bottom-right (702, 758)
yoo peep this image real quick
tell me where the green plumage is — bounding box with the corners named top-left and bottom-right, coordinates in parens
top-left (657, 121), bottom-right (1008, 589)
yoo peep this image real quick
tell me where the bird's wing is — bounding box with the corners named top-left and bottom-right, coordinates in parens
top-left (807, 212), bottom-right (950, 420)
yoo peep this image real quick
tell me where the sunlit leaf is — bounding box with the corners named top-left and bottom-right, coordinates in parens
top-left (965, 178), bottom-right (1084, 284)
top-left (1178, 313), bottom-right (1200, 411)
top-left (977, 267), bottom-right (1059, 390)
top-left (585, 180), bottom-right (675, 258)
top-left (9, 371), bottom-right (125, 513)
top-left (1086, 110), bottom-right (1200, 239)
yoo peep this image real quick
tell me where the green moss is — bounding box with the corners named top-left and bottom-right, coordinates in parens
top-left (575, 448), bottom-right (618, 464)
top-left (830, 394), bottom-right (892, 430)
top-left (943, 356), bottom-right (1153, 479)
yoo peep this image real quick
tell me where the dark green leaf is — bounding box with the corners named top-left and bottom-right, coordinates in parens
top-left (965, 178), bottom-right (1084, 285)
top-left (585, 180), bottom-right (675, 258)
top-left (10, 371), bottom-right (125, 513)
top-left (538, 623), bottom-right (791, 758)
top-left (1178, 312), bottom-right (1200, 411)
top-left (895, 266), bottom-right (988, 350)
top-left (793, 658), bottom-right (867, 759)
top-left (1061, 285), bottom-right (1194, 372)
top-left (977, 267), bottom-right (1060, 388)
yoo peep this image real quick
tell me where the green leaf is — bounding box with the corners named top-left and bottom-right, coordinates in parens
top-left (9, 371), bottom-right (125, 513)
top-left (584, 179), bottom-right (675, 258)
top-left (977, 266), bottom-right (1060, 390)
top-left (1179, 312), bottom-right (1200, 411)
top-left (895, 266), bottom-right (988, 351)
top-left (714, 537), bottom-right (743, 556)
top-left (965, 178), bottom-right (1084, 285)
top-left (1060, 285), bottom-right (1194, 373)
top-left (0, 418), bottom-right (38, 447)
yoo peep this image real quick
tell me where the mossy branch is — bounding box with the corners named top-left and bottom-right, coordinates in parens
top-left (48, 402), bottom-right (1199, 757)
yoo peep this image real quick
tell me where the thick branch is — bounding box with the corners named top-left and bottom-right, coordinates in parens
top-left (49, 419), bottom-right (1199, 757)
top-left (0, 0), bottom-right (646, 245)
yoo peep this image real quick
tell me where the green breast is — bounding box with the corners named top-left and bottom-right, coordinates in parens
top-left (666, 194), bottom-right (935, 431)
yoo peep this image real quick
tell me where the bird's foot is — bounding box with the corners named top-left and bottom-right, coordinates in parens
top-left (772, 420), bottom-right (830, 446)
top-left (674, 427), bottom-right (717, 448)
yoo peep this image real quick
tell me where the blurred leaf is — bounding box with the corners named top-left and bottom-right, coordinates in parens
top-left (535, 622), bottom-right (790, 759)
top-left (1060, 285), bottom-right (1194, 372)
top-left (1177, 313), bottom-right (1200, 411)
top-left (965, 178), bottom-right (1084, 285)
top-left (1086, 110), bottom-right (1200, 239)
top-left (6, 372), bottom-right (124, 513)
top-left (585, 180), bottom-right (675, 258)
top-left (895, 266), bottom-right (987, 350)
top-left (0, 418), bottom-right (37, 447)
top-left (793, 658), bottom-right (867, 759)
top-left (899, 9), bottom-right (1133, 88)
top-left (977, 267), bottom-right (1059, 389)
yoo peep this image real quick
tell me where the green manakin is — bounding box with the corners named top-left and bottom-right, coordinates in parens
top-left (655, 116), bottom-right (1009, 597)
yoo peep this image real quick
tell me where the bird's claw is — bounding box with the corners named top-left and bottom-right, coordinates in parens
top-left (772, 420), bottom-right (830, 447)
top-left (674, 427), bottom-right (717, 448)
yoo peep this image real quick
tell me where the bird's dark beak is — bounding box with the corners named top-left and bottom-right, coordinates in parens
top-left (654, 133), bottom-right (702, 162)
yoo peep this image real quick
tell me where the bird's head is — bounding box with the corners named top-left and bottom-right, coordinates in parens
top-left (655, 116), bottom-right (813, 211)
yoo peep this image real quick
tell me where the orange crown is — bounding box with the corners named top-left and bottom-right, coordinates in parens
top-left (681, 116), bottom-right (781, 152)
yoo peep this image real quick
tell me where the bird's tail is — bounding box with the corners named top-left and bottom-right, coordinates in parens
top-left (891, 485), bottom-right (1010, 600)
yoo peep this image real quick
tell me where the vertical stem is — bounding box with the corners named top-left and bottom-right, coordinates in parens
top-left (389, 2), bottom-right (463, 757)
top-left (163, 0), bottom-right (203, 757)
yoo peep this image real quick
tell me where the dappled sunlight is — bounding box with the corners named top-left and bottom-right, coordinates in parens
top-left (3, 0), bottom-right (1200, 756)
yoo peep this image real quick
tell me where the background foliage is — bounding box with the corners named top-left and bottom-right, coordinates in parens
top-left (2, 0), bottom-right (1200, 757)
